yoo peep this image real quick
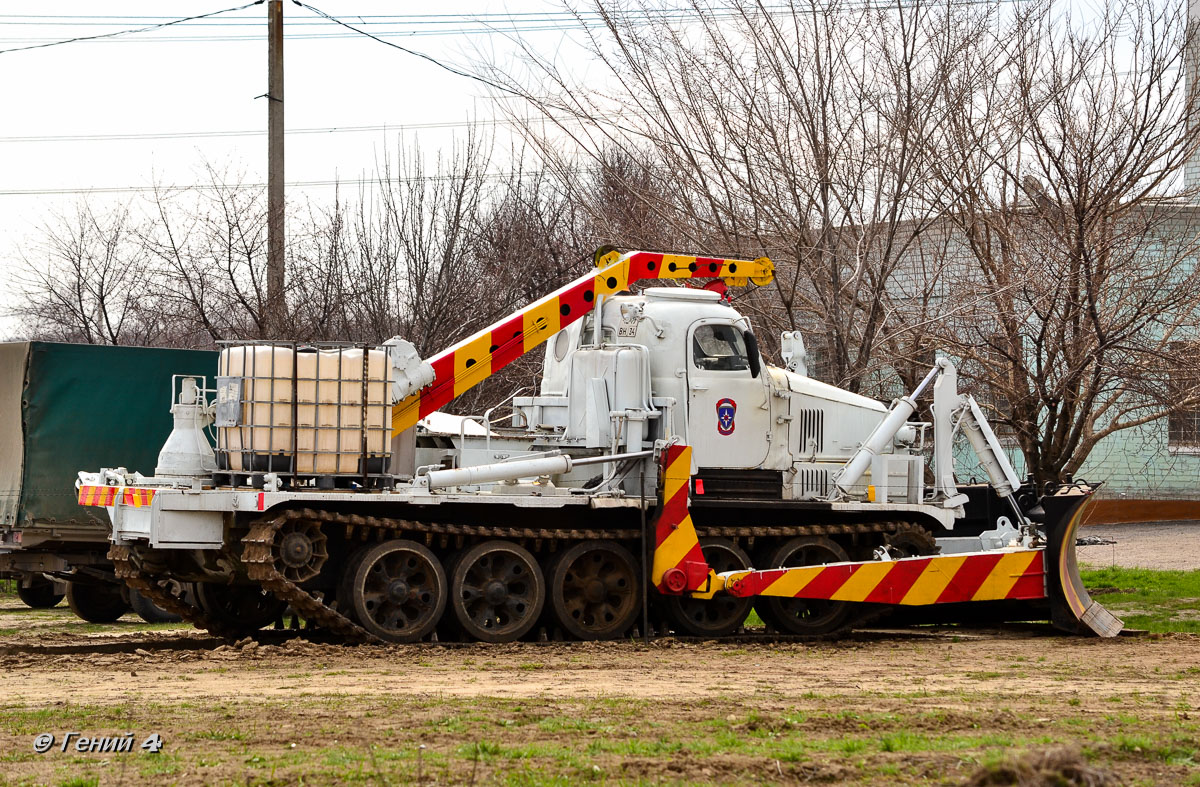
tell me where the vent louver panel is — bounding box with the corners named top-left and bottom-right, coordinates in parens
top-left (796, 408), bottom-right (824, 453)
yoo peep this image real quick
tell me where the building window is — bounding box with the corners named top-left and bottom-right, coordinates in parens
top-left (1169, 407), bottom-right (1200, 449)
top-left (1167, 342), bottom-right (1200, 451)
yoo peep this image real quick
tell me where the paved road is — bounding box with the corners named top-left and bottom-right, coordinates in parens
top-left (1076, 521), bottom-right (1200, 571)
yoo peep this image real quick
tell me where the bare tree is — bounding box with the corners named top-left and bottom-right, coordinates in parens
top-left (137, 164), bottom-right (276, 343)
top-left (491, 0), bottom-right (991, 390)
top-left (929, 0), bottom-right (1200, 485)
top-left (14, 202), bottom-right (161, 345)
top-left (371, 135), bottom-right (494, 356)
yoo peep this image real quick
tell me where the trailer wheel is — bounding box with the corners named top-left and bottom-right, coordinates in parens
top-left (663, 538), bottom-right (753, 637)
top-left (450, 540), bottom-right (545, 643)
top-left (129, 587), bottom-right (184, 624)
top-left (755, 537), bottom-right (852, 636)
top-left (547, 540), bottom-right (640, 641)
top-left (66, 581), bottom-right (129, 623)
top-left (194, 582), bottom-right (286, 632)
top-left (16, 577), bottom-right (64, 609)
top-left (349, 540), bottom-right (447, 643)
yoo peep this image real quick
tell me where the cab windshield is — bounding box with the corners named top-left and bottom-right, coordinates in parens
top-left (692, 324), bottom-right (749, 372)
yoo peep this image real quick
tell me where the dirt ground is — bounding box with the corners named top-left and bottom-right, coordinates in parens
top-left (0, 523), bottom-right (1196, 785)
top-left (0, 606), bottom-right (1197, 785)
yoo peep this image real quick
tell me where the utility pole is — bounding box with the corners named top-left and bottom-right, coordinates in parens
top-left (266, 0), bottom-right (285, 337)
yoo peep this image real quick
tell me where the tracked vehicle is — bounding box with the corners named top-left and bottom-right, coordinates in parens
top-left (77, 249), bottom-right (1119, 642)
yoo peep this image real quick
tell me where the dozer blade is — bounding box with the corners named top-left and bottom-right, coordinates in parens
top-left (708, 486), bottom-right (1122, 638)
top-left (1042, 489), bottom-right (1123, 637)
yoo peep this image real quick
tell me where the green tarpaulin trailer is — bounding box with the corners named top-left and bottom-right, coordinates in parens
top-left (0, 342), bottom-right (217, 618)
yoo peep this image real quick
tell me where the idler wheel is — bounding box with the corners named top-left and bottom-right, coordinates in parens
top-left (272, 519), bottom-right (328, 583)
top-left (663, 538), bottom-right (753, 637)
top-left (350, 539), bottom-right (446, 643)
top-left (547, 540), bottom-right (640, 641)
top-left (884, 524), bottom-right (938, 558)
top-left (450, 540), bottom-right (545, 643)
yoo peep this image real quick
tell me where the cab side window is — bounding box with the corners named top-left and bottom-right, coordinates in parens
top-left (692, 324), bottom-right (750, 372)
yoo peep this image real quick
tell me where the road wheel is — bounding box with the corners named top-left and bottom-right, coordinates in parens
top-left (884, 523), bottom-right (939, 558)
top-left (547, 540), bottom-right (640, 641)
top-left (450, 540), bottom-right (544, 643)
top-left (16, 577), bottom-right (64, 609)
top-left (755, 536), bottom-right (852, 636)
top-left (663, 538), bottom-right (753, 637)
top-left (335, 544), bottom-right (373, 621)
top-left (194, 582), bottom-right (285, 632)
top-left (66, 581), bottom-right (129, 623)
top-left (350, 540), bottom-right (447, 643)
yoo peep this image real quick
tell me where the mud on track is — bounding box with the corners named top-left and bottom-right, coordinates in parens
top-left (1, 623), bottom-right (1198, 785)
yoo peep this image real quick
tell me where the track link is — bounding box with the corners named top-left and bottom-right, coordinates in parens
top-left (242, 511), bottom-right (380, 644)
top-left (108, 544), bottom-right (240, 639)
top-left (232, 509), bottom-right (932, 644)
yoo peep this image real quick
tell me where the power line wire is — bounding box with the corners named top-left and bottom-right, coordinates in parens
top-left (0, 1), bottom-right (264, 56)
top-left (0, 2), bottom-right (1013, 24)
top-left (290, 0), bottom-right (524, 99)
top-left (0, 169), bottom-right (595, 197)
top-left (0, 179), bottom-right (411, 196)
top-left (0, 117), bottom-right (551, 144)
top-left (0, 26), bottom-right (604, 44)
top-left (0, 2), bottom-right (1024, 47)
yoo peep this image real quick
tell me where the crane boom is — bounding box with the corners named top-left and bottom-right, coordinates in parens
top-left (390, 249), bottom-right (774, 435)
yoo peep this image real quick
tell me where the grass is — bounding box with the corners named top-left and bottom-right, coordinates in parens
top-left (1, 561), bottom-right (1197, 784)
top-left (4, 692), bottom-right (1194, 786)
top-left (1080, 567), bottom-right (1200, 633)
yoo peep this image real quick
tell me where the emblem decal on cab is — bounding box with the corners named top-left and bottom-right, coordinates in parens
top-left (716, 398), bottom-right (736, 435)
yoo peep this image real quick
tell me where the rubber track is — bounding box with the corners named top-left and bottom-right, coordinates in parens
top-left (234, 509), bottom-right (931, 644)
top-left (108, 544), bottom-right (240, 640)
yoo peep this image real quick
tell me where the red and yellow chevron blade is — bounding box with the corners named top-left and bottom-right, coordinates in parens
top-left (724, 550), bottom-right (1046, 604)
top-left (649, 444), bottom-right (710, 593)
top-left (390, 250), bottom-right (774, 436)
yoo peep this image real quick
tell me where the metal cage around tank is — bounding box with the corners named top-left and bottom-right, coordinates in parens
top-left (212, 341), bottom-right (394, 489)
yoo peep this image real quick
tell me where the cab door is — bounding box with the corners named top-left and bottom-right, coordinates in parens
top-left (686, 320), bottom-right (770, 469)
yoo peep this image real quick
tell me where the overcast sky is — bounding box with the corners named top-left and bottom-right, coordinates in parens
top-left (0, 0), bottom-right (595, 331)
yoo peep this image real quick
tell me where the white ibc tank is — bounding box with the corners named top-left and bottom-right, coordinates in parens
top-left (218, 345), bottom-right (392, 477)
top-left (219, 345), bottom-right (294, 473)
top-left (294, 348), bottom-right (391, 474)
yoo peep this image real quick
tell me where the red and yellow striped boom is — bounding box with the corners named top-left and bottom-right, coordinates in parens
top-left (391, 250), bottom-right (773, 436)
